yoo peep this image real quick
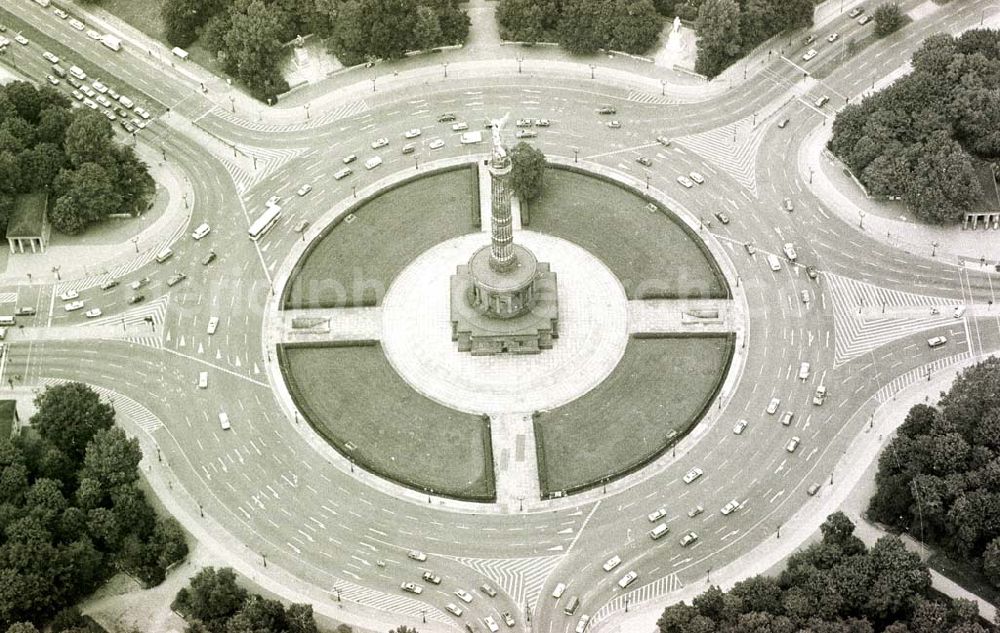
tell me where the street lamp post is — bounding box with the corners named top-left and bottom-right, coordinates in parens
top-left (660, 79), bottom-right (666, 96)
top-left (414, 156), bottom-right (419, 170)
top-left (443, 62), bottom-right (449, 78)
top-left (182, 192), bottom-right (188, 209)
top-left (645, 173), bottom-right (650, 190)
top-left (931, 241), bottom-right (938, 257)
top-left (858, 210), bottom-right (866, 229)
top-left (229, 95), bottom-right (234, 113)
top-left (752, 112), bottom-right (757, 127)
top-left (809, 167), bottom-right (814, 184)
top-left (304, 103), bottom-right (310, 120)
top-left (261, 552), bottom-right (267, 568)
top-left (516, 56), bottom-right (523, 73)
top-left (573, 148), bottom-right (579, 163)
top-left (52, 265), bottom-right (61, 281)
top-left (131, 237), bottom-right (139, 253)
top-left (518, 495), bottom-right (524, 511)
top-left (589, 64), bottom-right (595, 79)
top-left (371, 76), bottom-right (376, 92)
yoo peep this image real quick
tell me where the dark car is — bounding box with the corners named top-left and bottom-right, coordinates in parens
top-left (15, 306), bottom-right (36, 316)
top-left (437, 113), bottom-right (457, 122)
top-left (714, 211), bottom-right (731, 225)
top-left (849, 6), bottom-right (864, 17)
top-left (596, 106), bottom-right (616, 115)
top-left (202, 250), bottom-right (217, 265)
top-left (635, 156), bottom-right (652, 167)
top-left (166, 272), bottom-right (187, 287)
top-left (806, 266), bottom-right (819, 279)
top-left (744, 242), bottom-right (757, 255)
top-left (100, 279), bottom-right (119, 290)
top-left (127, 294), bottom-right (145, 304)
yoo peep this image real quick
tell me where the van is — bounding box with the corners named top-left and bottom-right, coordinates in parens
top-left (649, 523), bottom-right (669, 540)
top-left (218, 412), bottom-right (231, 430)
top-left (551, 583), bottom-right (566, 599)
top-left (563, 595), bottom-right (579, 615)
top-left (171, 46), bottom-right (189, 60)
top-left (198, 371), bottom-right (208, 389)
top-left (365, 156), bottom-right (383, 170)
top-left (0, 316), bottom-right (14, 326)
top-left (51, 64), bottom-right (66, 77)
top-left (0, 328), bottom-right (6, 340)
top-left (798, 362), bottom-right (810, 380)
top-left (155, 248), bottom-right (173, 263)
top-left (192, 223), bottom-right (210, 240)
top-left (69, 65), bottom-right (86, 80)
top-left (767, 254), bottom-right (782, 272)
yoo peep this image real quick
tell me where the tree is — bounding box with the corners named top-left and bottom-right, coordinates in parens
top-left (694, 0), bottom-right (741, 78)
top-left (610, 0), bottom-right (664, 54)
top-left (151, 517), bottom-right (189, 570)
top-left (285, 604), bottom-right (318, 633)
top-left (328, 0), bottom-right (370, 66)
top-left (172, 567), bottom-right (249, 626)
top-left (50, 162), bottom-right (122, 235)
top-left (162, 0), bottom-right (223, 48)
top-left (496, 0), bottom-right (546, 43)
top-left (558, 0), bottom-right (603, 54)
top-left (219, 0), bottom-right (291, 102)
top-left (509, 142), bottom-right (546, 202)
top-left (63, 111), bottom-right (113, 168)
top-left (873, 2), bottom-right (905, 37)
top-left (413, 5), bottom-right (443, 51)
top-left (31, 383), bottom-right (114, 464)
top-left (79, 428), bottom-right (142, 497)
top-left (226, 595), bottom-right (287, 633)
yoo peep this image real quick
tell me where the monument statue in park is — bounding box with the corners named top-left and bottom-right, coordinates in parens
top-left (449, 116), bottom-right (559, 355)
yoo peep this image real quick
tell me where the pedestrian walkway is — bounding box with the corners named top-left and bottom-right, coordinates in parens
top-left (447, 552), bottom-right (563, 616)
top-left (488, 412), bottom-right (541, 510)
top-left (276, 308), bottom-right (382, 344)
top-left (627, 298), bottom-right (735, 334)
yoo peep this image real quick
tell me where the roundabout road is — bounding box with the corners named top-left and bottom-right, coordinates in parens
top-left (3, 1), bottom-right (1000, 632)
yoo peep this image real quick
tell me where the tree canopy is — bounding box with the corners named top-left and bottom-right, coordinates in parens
top-left (497, 0), bottom-right (663, 55)
top-left (509, 141), bottom-right (546, 202)
top-left (656, 513), bottom-right (990, 633)
top-left (172, 567), bottom-right (318, 633)
top-left (869, 357), bottom-right (1000, 591)
top-left (0, 83), bottom-right (153, 236)
top-left (829, 29), bottom-right (1000, 224)
top-left (0, 383), bottom-right (187, 630)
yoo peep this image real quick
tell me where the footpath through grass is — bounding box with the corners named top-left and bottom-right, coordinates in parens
top-left (281, 344), bottom-right (494, 500)
top-left (527, 168), bottom-right (727, 299)
top-left (285, 168), bottom-right (475, 308)
top-left (535, 336), bottom-right (733, 494)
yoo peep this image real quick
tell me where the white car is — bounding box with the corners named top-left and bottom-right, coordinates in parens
top-left (191, 222), bottom-right (210, 240)
top-left (786, 436), bottom-right (801, 453)
top-left (607, 120), bottom-right (622, 129)
top-left (682, 467), bottom-right (704, 484)
top-left (647, 507), bottom-right (667, 522)
top-left (617, 571), bottom-right (638, 589)
top-left (802, 48), bottom-right (818, 61)
top-left (297, 184), bottom-right (312, 196)
top-left (656, 135), bottom-right (671, 146)
top-left (134, 107), bottom-right (151, 120)
top-left (676, 175), bottom-right (694, 188)
top-left (80, 85), bottom-right (96, 98)
top-left (954, 306), bottom-right (966, 319)
top-left (733, 419), bottom-right (749, 434)
top-left (47, 75), bottom-right (60, 86)
top-left (207, 317), bottom-right (219, 335)
top-left (400, 582), bottom-right (422, 595)
top-left (68, 19), bottom-right (85, 31)
top-left (365, 156), bottom-right (383, 170)
top-left (370, 137), bottom-right (389, 149)
top-left (59, 290), bottom-right (80, 301)
top-left (83, 98), bottom-right (98, 110)
top-left (342, 154), bottom-right (357, 164)
top-left (927, 336), bottom-right (947, 348)
top-left (680, 531), bottom-right (699, 547)
top-left (64, 301), bottom-right (85, 312)
top-left (454, 589), bottom-right (473, 603)
top-left (515, 129), bottom-right (538, 138)
top-left (53, 8), bottom-right (68, 19)
top-left (535, 119), bottom-right (551, 127)
top-left (42, 51), bottom-right (59, 64)
top-left (445, 603), bottom-right (463, 617)
top-left (92, 80), bottom-right (109, 94)
top-left (484, 616), bottom-right (500, 633)
top-left (86, 30), bottom-right (101, 41)
top-left (515, 118), bottom-right (533, 127)
top-left (95, 95), bottom-right (112, 108)
top-left (689, 172), bottom-right (705, 184)
top-left (84, 308), bottom-right (102, 318)
top-left (452, 122), bottom-right (469, 131)
top-left (266, 195), bottom-right (281, 207)
top-left (71, 90), bottom-right (83, 101)
top-left (720, 499), bottom-right (740, 515)
top-left (407, 550), bottom-right (427, 562)
top-left (780, 411), bottom-right (794, 426)
top-left (334, 167), bottom-right (352, 180)
top-left (602, 555), bottom-right (621, 572)
top-left (429, 138), bottom-right (445, 150)
top-left (403, 128), bottom-right (422, 139)
top-left (14, 35), bottom-right (29, 46)
top-left (766, 397), bottom-right (780, 414)
top-left (783, 243), bottom-right (798, 261)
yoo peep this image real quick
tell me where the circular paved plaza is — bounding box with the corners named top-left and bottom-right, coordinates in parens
top-left (380, 231), bottom-right (630, 414)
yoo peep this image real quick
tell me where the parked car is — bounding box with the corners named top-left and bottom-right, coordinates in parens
top-left (59, 290), bottom-right (80, 301)
top-left (515, 129), bottom-right (537, 138)
top-left (617, 571), bottom-right (638, 589)
top-left (676, 175), bottom-right (694, 188)
top-left (535, 119), bottom-right (550, 127)
top-left (437, 113), bottom-right (457, 122)
top-left (858, 14), bottom-right (872, 24)
top-left (777, 117), bottom-right (790, 128)
top-left (783, 197), bottom-right (794, 212)
top-left (802, 48), bottom-right (818, 61)
top-left (15, 307), bottom-right (36, 316)
top-left (827, 32), bottom-right (839, 42)
top-left (806, 266), bottom-right (819, 279)
top-left (445, 603), bottom-right (463, 617)
top-left (84, 308), bottom-right (102, 318)
top-left (429, 138), bottom-right (445, 149)
top-left (100, 279), bottom-right (119, 290)
top-left (807, 482), bottom-right (822, 496)
top-left (744, 242), bottom-right (757, 255)
top-left (849, 6), bottom-right (864, 17)
top-left (501, 611), bottom-right (515, 627)
top-left (202, 250), bottom-right (217, 265)
top-left (927, 336), bottom-right (947, 348)
top-left (780, 411), bottom-right (794, 426)
top-left (451, 122), bottom-right (469, 131)
top-left (813, 385), bottom-right (827, 406)
top-left (515, 118), bottom-right (533, 127)
top-left (127, 294), bottom-right (145, 304)
top-left (370, 137), bottom-right (389, 149)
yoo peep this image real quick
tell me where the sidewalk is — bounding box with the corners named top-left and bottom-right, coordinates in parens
top-left (594, 354), bottom-right (995, 633)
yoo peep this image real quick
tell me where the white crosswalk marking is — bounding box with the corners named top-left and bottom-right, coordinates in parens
top-left (0, 292), bottom-right (17, 305)
top-left (589, 573), bottom-right (683, 628)
top-left (205, 100), bottom-right (369, 132)
top-left (626, 90), bottom-right (686, 106)
top-left (674, 114), bottom-right (769, 196)
top-left (876, 352), bottom-right (971, 404)
top-left (826, 273), bottom-right (959, 366)
top-left (447, 555), bottom-right (562, 611)
top-left (221, 147), bottom-right (310, 195)
top-left (36, 378), bottom-right (163, 434)
top-left (329, 583), bottom-right (450, 624)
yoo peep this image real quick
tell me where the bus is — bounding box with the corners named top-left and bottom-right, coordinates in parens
top-left (248, 204), bottom-right (281, 241)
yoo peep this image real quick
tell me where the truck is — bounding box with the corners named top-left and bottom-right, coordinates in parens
top-left (100, 34), bottom-right (122, 51)
top-left (459, 131), bottom-right (482, 145)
